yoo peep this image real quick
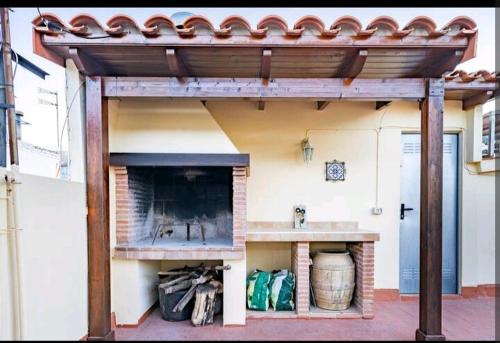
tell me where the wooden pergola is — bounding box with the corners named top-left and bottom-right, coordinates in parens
top-left (32, 12), bottom-right (498, 341)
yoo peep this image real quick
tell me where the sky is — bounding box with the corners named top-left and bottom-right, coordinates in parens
top-left (8, 7), bottom-right (496, 151)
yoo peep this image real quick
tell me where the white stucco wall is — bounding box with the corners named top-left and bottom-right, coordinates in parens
top-left (0, 170), bottom-right (87, 340)
top-left (205, 100), bottom-right (495, 289)
top-left (108, 99), bottom-right (238, 154)
top-left (65, 59), bottom-right (86, 183)
top-left (106, 97), bottom-right (495, 325)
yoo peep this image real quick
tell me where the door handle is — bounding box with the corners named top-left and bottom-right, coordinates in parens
top-left (400, 203), bottom-right (414, 220)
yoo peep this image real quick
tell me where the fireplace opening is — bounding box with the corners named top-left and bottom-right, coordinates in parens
top-left (122, 166), bottom-right (234, 248)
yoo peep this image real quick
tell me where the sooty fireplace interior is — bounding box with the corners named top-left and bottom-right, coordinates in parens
top-left (112, 153), bottom-right (249, 251)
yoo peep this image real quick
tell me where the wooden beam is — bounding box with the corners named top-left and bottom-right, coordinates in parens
top-left (337, 49), bottom-right (368, 78)
top-left (85, 76), bottom-right (114, 341)
top-left (444, 80), bottom-right (498, 91)
top-left (260, 49), bottom-right (272, 83)
top-left (68, 48), bottom-right (105, 76)
top-left (462, 90), bottom-right (494, 110)
top-left (109, 153), bottom-right (250, 167)
top-left (316, 101), bottom-right (330, 111)
top-left (258, 101), bottom-right (265, 110)
top-left (375, 101), bottom-right (391, 111)
top-left (103, 77), bottom-right (426, 100)
top-left (416, 78), bottom-right (445, 342)
top-left (166, 48), bottom-right (188, 80)
top-left (41, 33), bottom-right (471, 49)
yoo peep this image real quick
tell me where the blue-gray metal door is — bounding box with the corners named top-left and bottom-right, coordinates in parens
top-left (399, 133), bottom-right (458, 294)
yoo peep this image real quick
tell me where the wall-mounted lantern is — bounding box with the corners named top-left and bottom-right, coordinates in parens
top-left (302, 138), bottom-right (314, 164)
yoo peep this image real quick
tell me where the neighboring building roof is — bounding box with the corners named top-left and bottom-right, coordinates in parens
top-left (11, 50), bottom-right (49, 79)
top-left (444, 70), bottom-right (499, 82)
top-left (443, 70), bottom-right (498, 109)
top-left (32, 13), bottom-right (479, 79)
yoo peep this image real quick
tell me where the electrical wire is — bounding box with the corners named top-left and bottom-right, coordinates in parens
top-left (58, 81), bottom-right (85, 154)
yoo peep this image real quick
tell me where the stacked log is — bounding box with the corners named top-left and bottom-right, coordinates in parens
top-left (158, 264), bottom-right (229, 326)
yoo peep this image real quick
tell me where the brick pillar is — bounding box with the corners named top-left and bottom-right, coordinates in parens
top-left (232, 167), bottom-right (247, 250)
top-left (292, 242), bottom-right (310, 317)
top-left (347, 242), bottom-right (375, 319)
top-left (115, 166), bottom-right (132, 245)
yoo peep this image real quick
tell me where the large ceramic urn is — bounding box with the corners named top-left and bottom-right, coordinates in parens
top-left (311, 250), bottom-right (355, 311)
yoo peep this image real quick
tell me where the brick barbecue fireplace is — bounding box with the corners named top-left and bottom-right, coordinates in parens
top-left (111, 153), bottom-right (248, 260)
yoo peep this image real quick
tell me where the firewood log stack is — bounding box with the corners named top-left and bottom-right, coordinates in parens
top-left (158, 264), bottom-right (229, 326)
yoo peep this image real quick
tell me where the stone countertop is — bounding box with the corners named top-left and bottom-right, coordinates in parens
top-left (246, 223), bottom-right (380, 242)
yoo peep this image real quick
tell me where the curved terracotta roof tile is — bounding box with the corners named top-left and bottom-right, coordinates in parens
top-left (183, 15), bottom-right (215, 30)
top-left (142, 15), bottom-right (176, 36)
top-left (403, 16), bottom-right (437, 33)
top-left (69, 14), bottom-right (104, 30)
top-left (220, 15), bottom-right (251, 31)
top-left (294, 15), bottom-right (324, 31)
top-left (257, 15), bottom-right (304, 36)
top-left (31, 12), bottom-right (68, 28)
top-left (443, 16), bottom-right (477, 30)
top-left (31, 13), bottom-right (482, 42)
top-left (294, 15), bottom-right (340, 37)
top-left (366, 16), bottom-right (399, 33)
top-left (144, 15), bottom-right (175, 29)
top-left (106, 14), bottom-right (142, 36)
top-left (366, 15), bottom-right (414, 37)
top-left (444, 70), bottom-right (498, 82)
top-left (183, 15), bottom-right (231, 37)
top-left (331, 16), bottom-right (363, 33)
top-left (220, 15), bottom-right (267, 37)
top-left (68, 14), bottom-right (107, 36)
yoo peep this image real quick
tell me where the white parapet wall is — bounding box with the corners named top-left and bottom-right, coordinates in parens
top-left (0, 168), bottom-right (87, 340)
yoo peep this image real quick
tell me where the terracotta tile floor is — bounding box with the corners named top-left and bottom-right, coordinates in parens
top-left (115, 297), bottom-right (495, 341)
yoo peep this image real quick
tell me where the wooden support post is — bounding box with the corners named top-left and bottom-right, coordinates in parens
top-left (85, 76), bottom-right (114, 341)
top-left (416, 78), bottom-right (445, 342)
top-left (258, 100), bottom-right (265, 110)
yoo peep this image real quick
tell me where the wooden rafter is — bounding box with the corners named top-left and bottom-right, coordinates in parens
top-left (462, 90), bottom-right (493, 110)
top-left (261, 48), bottom-right (272, 83)
top-left (166, 48), bottom-right (188, 80)
top-left (415, 50), bottom-right (464, 78)
top-left (102, 77), bottom-right (426, 100)
top-left (68, 47), bottom-right (105, 75)
top-left (337, 49), bottom-right (368, 78)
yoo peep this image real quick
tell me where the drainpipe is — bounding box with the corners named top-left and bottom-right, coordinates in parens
top-left (4, 168), bottom-right (24, 340)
